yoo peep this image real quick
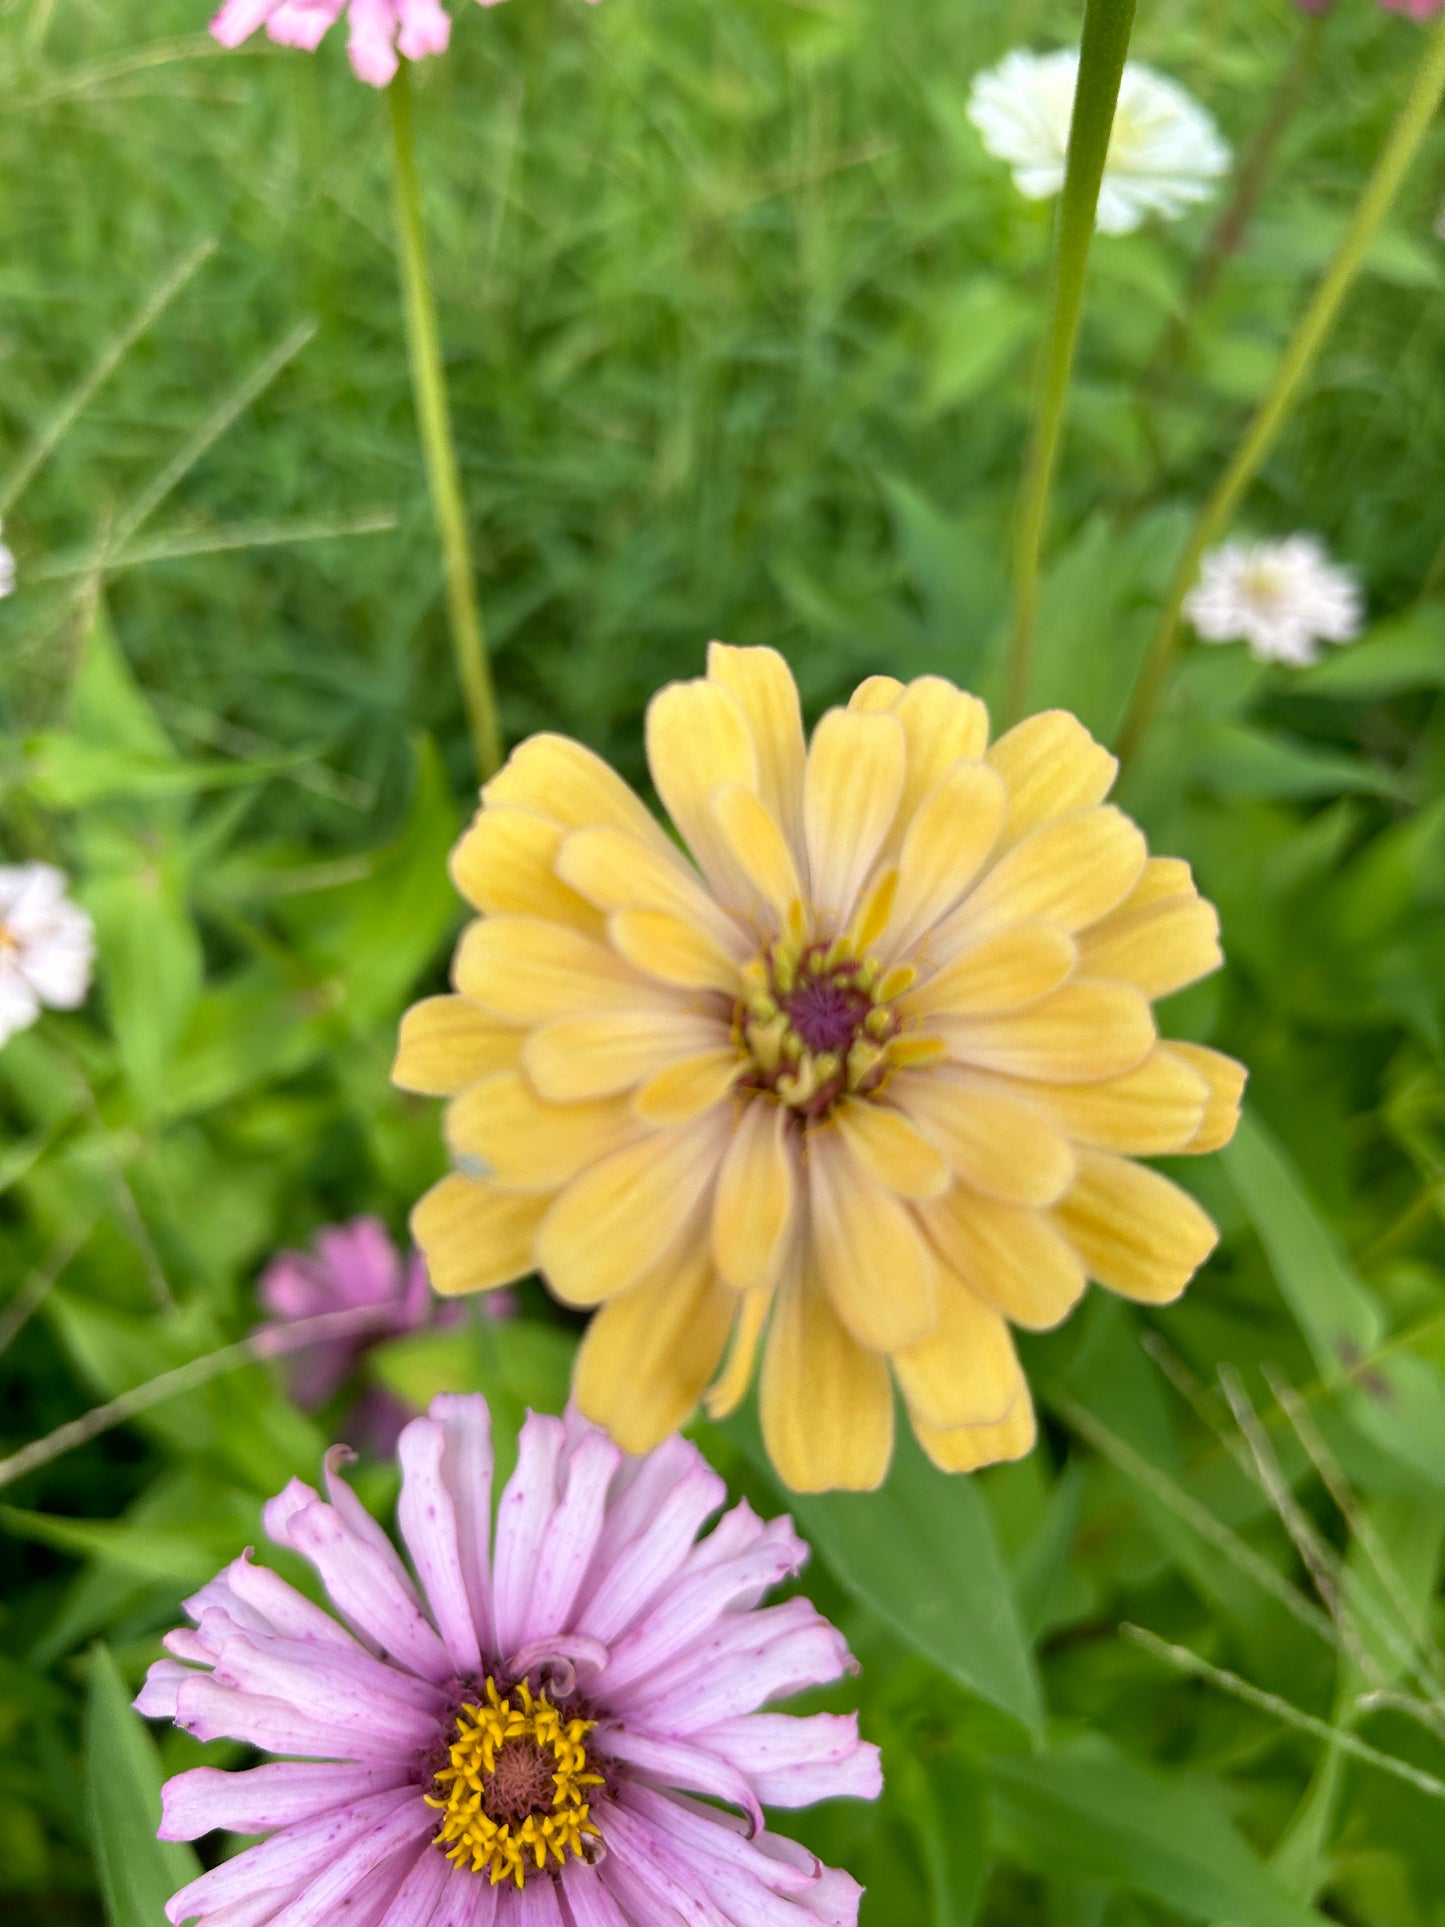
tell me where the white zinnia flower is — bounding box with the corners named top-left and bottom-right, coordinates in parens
top-left (967, 48), bottom-right (1231, 235)
top-left (1184, 536), bottom-right (1364, 666)
top-left (0, 521), bottom-right (15, 599)
top-left (0, 864), bottom-right (95, 1046)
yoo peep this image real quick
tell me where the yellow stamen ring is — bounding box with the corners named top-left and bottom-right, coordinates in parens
top-left (426, 1677), bottom-right (603, 1888)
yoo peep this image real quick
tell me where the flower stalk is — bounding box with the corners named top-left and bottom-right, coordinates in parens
top-left (1003, 0), bottom-right (1139, 726)
top-left (388, 59), bottom-right (503, 778)
top-left (1117, 11), bottom-right (1445, 765)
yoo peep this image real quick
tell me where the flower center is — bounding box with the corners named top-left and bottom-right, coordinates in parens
top-left (735, 933), bottom-right (907, 1120)
top-left (426, 1677), bottom-right (602, 1888)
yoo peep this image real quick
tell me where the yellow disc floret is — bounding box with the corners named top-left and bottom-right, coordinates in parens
top-left (426, 1677), bottom-right (602, 1888)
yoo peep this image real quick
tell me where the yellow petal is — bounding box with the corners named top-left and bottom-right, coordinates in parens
top-left (445, 1072), bottom-right (637, 1189)
top-left (953, 806), bottom-right (1147, 940)
top-left (808, 1125), bottom-right (936, 1350)
top-left (712, 1098), bottom-right (797, 1293)
top-left (572, 1244), bottom-right (733, 1456)
top-left (453, 916), bottom-right (650, 1023)
top-left (803, 708), bottom-right (906, 922)
top-left (709, 783), bottom-right (804, 928)
top-left (392, 996), bottom-right (523, 1095)
top-left (943, 980), bottom-right (1155, 1082)
top-left (411, 1174), bottom-right (548, 1297)
top-left (889, 678), bottom-right (991, 847)
top-left (1052, 1150), bottom-right (1219, 1304)
top-left (645, 678), bottom-right (759, 904)
top-left (886, 760), bottom-right (1008, 956)
top-left (1163, 1043), bottom-right (1248, 1154)
top-left (907, 922), bottom-right (1077, 1021)
top-left (554, 825), bottom-right (743, 955)
top-left (609, 909), bottom-right (743, 994)
top-left (705, 1288), bottom-right (772, 1420)
top-left (847, 675), bottom-right (905, 714)
top-left (913, 1388), bottom-right (1037, 1473)
top-left (1021, 1048), bottom-right (1208, 1155)
top-left (918, 1187), bottom-right (1086, 1330)
top-left (760, 1251), bottom-right (893, 1492)
top-left (832, 1097), bottom-right (951, 1199)
top-left (891, 1069), bottom-right (1075, 1206)
top-left (987, 710), bottom-right (1117, 848)
top-left (484, 733), bottom-right (675, 858)
top-left (525, 1010), bottom-right (728, 1100)
top-left (1118, 855), bottom-right (1195, 911)
top-left (1079, 892), bottom-right (1222, 998)
top-left (893, 1271), bottom-right (1021, 1430)
top-left (449, 807), bottom-right (605, 935)
top-left (634, 1050), bottom-right (743, 1126)
top-left (536, 1114), bottom-right (728, 1306)
top-left (706, 643), bottom-right (807, 865)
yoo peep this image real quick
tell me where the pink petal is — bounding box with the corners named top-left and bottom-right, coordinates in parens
top-left (430, 1863), bottom-right (498, 1927)
top-left (224, 1548), bottom-right (366, 1652)
top-left (622, 1788), bottom-right (816, 1895)
top-left (261, 1797), bottom-right (432, 1927)
top-left (698, 1712), bottom-right (882, 1806)
top-left (510, 1876), bottom-right (566, 1926)
top-left (492, 1411), bottom-right (566, 1656)
top-left (346, 0), bottom-right (400, 84)
top-left (558, 1864), bottom-right (630, 1927)
top-left (280, 1497), bottom-right (451, 1681)
top-left (134, 1658), bottom-right (190, 1719)
top-left (210, 1634), bottom-right (442, 1751)
top-left (210, 1), bottom-right (280, 49)
top-left (603, 1518), bottom-right (806, 1697)
top-left (525, 1428), bottom-right (623, 1646)
top-left (378, 1842), bottom-right (449, 1926)
top-left (621, 1599), bottom-right (855, 1735)
top-left (398, 1416), bottom-right (483, 1675)
top-left (165, 1790), bottom-right (415, 1925)
top-left (616, 1789), bottom-right (823, 1924)
top-left (173, 1674), bottom-right (399, 1763)
top-left (755, 1835), bottom-right (863, 1927)
top-left (594, 1804), bottom-right (731, 1926)
top-left (429, 1394), bottom-right (496, 1655)
top-left (397, 0), bottom-right (451, 60)
top-left (574, 1458), bottom-right (726, 1647)
top-left (599, 1726), bottom-right (763, 1834)
top-left (159, 1761), bottom-right (409, 1841)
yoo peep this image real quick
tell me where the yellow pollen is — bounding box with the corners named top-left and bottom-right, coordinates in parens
top-left (425, 1677), bottom-right (602, 1889)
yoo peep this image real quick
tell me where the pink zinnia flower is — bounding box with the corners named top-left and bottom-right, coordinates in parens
top-left (210, 0), bottom-right (605, 89)
top-left (137, 1396), bottom-right (880, 1925)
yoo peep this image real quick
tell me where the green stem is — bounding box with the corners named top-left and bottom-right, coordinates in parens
top-left (1116, 13), bottom-right (1445, 766)
top-left (388, 60), bottom-right (503, 779)
top-left (1003, 0), bottom-right (1139, 726)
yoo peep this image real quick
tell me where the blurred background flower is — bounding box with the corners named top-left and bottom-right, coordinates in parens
top-left (967, 48), bottom-right (1231, 234)
top-left (1185, 535), bottom-right (1363, 664)
top-left (0, 862), bottom-right (94, 1047)
top-left (210, 0), bottom-right (452, 86)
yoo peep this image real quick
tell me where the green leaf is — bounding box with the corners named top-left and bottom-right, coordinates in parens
top-left (1221, 1110), bottom-right (1381, 1377)
top-left (728, 1411), bottom-right (1043, 1735)
top-left (85, 861), bottom-right (204, 1114)
top-left (989, 1735), bottom-right (1331, 1927)
top-left (84, 1644), bottom-right (199, 1927)
top-left (1295, 607), bottom-right (1445, 697)
top-left (69, 601), bottom-right (174, 763)
top-left (923, 277), bottom-right (1034, 412)
top-left (1192, 722), bottom-right (1411, 803)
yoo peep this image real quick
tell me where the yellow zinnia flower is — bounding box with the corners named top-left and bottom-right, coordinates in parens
top-left (394, 646), bottom-right (1245, 1492)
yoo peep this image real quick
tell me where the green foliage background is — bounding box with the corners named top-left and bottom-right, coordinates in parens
top-left (2, 0), bottom-right (1445, 1922)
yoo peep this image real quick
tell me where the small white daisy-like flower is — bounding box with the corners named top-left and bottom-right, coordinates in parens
top-left (0, 520), bottom-right (16, 599)
top-left (1184, 536), bottom-right (1364, 667)
top-left (0, 863), bottom-right (95, 1046)
top-left (967, 47), bottom-right (1231, 235)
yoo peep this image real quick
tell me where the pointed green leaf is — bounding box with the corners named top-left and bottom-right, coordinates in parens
top-left (85, 1644), bottom-right (198, 1927)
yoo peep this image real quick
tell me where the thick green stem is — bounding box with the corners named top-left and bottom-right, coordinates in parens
top-left (1003, 0), bottom-right (1139, 726)
top-left (388, 61), bottom-right (502, 779)
top-left (1117, 14), bottom-right (1445, 766)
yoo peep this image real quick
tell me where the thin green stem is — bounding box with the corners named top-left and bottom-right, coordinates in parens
top-left (1003, 0), bottom-right (1139, 726)
top-left (1116, 14), bottom-right (1445, 766)
top-left (388, 60), bottom-right (503, 779)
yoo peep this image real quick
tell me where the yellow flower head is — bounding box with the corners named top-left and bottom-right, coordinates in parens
top-left (394, 647), bottom-right (1245, 1491)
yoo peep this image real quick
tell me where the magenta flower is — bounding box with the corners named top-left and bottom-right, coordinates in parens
top-left (137, 1396), bottom-right (880, 1924)
top-left (210, 0), bottom-right (604, 89)
top-left (1381, 0), bottom-right (1445, 17)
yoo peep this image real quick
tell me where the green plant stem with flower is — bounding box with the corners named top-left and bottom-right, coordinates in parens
top-left (1003, 0), bottom-right (1139, 726)
top-left (1116, 12), bottom-right (1445, 766)
top-left (388, 59), bottom-right (503, 779)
